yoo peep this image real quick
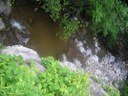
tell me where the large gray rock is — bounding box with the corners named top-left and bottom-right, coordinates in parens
top-left (0, 18), bottom-right (30, 45)
top-left (0, 0), bottom-right (11, 15)
top-left (0, 18), bottom-right (5, 30)
top-left (89, 79), bottom-right (109, 96)
top-left (0, 45), bottom-right (45, 72)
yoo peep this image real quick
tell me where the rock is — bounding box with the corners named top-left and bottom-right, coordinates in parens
top-left (59, 54), bottom-right (78, 71)
top-left (60, 61), bottom-right (78, 71)
top-left (72, 38), bottom-right (128, 88)
top-left (0, 0), bottom-right (11, 15)
top-left (73, 59), bottom-right (82, 68)
top-left (0, 18), bottom-right (5, 30)
top-left (89, 79), bottom-right (109, 96)
top-left (77, 41), bottom-right (83, 47)
top-left (0, 45), bottom-right (45, 72)
top-left (85, 48), bottom-right (92, 56)
top-left (96, 69), bottom-right (102, 76)
top-left (12, 28), bottom-right (30, 45)
top-left (0, 18), bottom-right (30, 45)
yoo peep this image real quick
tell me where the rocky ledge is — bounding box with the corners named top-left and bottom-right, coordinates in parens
top-left (0, 45), bottom-right (45, 72)
top-left (0, 44), bottom-right (125, 96)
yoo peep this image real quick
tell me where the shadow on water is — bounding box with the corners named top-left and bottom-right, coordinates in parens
top-left (10, 4), bottom-right (70, 58)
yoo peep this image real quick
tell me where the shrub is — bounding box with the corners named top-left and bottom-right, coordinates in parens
top-left (0, 54), bottom-right (42, 96)
top-left (43, 0), bottom-right (61, 21)
top-left (120, 81), bottom-right (128, 96)
top-left (103, 84), bottom-right (120, 96)
top-left (89, 0), bottom-right (128, 45)
top-left (60, 16), bottom-right (80, 39)
top-left (42, 0), bottom-right (83, 38)
top-left (39, 57), bottom-right (89, 96)
top-left (0, 54), bottom-right (90, 96)
top-left (91, 76), bottom-right (120, 96)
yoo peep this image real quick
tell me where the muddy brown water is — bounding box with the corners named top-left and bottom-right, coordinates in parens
top-left (9, 4), bottom-right (108, 63)
top-left (10, 5), bottom-right (70, 57)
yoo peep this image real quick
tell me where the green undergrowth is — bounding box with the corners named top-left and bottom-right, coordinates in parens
top-left (91, 76), bottom-right (120, 96)
top-left (0, 54), bottom-right (89, 96)
top-left (35, 0), bottom-right (84, 38)
top-left (0, 54), bottom-right (123, 96)
top-left (11, 0), bottom-right (128, 46)
top-left (120, 81), bottom-right (128, 96)
top-left (0, 54), bottom-right (126, 96)
top-left (42, 0), bottom-right (128, 43)
top-left (0, 44), bottom-right (6, 50)
top-left (89, 0), bottom-right (128, 46)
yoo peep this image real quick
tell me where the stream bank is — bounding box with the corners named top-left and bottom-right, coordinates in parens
top-left (0, 0), bottom-right (128, 95)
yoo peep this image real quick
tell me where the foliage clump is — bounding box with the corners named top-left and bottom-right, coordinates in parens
top-left (88, 0), bottom-right (128, 46)
top-left (42, 0), bottom-right (128, 45)
top-left (43, 0), bottom-right (61, 21)
top-left (0, 54), bottom-right (90, 96)
top-left (0, 54), bottom-right (42, 96)
top-left (61, 16), bottom-right (79, 39)
top-left (39, 57), bottom-right (90, 96)
top-left (103, 84), bottom-right (120, 96)
top-left (42, 0), bottom-right (83, 38)
top-left (120, 81), bottom-right (128, 96)
top-left (10, 0), bottom-right (128, 45)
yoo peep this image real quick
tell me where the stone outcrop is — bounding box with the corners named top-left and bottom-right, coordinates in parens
top-left (0, 45), bottom-right (45, 72)
top-left (0, 0), bottom-right (11, 15)
top-left (59, 34), bottom-right (128, 95)
top-left (0, 0), bottom-right (29, 45)
top-left (0, 18), bottom-right (5, 31)
top-left (0, 18), bottom-right (30, 45)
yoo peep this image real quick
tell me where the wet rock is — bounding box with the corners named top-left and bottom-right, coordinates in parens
top-left (88, 55), bottom-right (99, 62)
top-left (0, 45), bottom-right (45, 72)
top-left (85, 48), bottom-right (92, 56)
top-left (59, 54), bottom-right (78, 71)
top-left (72, 38), bottom-right (128, 88)
top-left (73, 59), bottom-right (82, 68)
top-left (0, 0), bottom-right (11, 15)
top-left (89, 80), bottom-right (109, 96)
top-left (0, 18), bottom-right (5, 30)
top-left (0, 18), bottom-right (30, 45)
top-left (10, 19), bottom-right (30, 45)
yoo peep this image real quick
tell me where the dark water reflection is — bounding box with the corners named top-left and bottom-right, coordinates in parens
top-left (11, 5), bottom-right (70, 57)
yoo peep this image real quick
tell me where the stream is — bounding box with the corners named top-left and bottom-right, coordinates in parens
top-left (2, 2), bottom-right (128, 91)
top-left (10, 5), bottom-right (70, 58)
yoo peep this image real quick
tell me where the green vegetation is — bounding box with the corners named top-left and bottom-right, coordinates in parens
top-left (0, 54), bottom-right (41, 96)
top-left (89, 0), bottom-right (128, 46)
top-left (61, 16), bottom-right (79, 39)
top-left (35, 0), bottom-right (84, 38)
top-left (91, 76), bottom-right (120, 96)
top-left (40, 57), bottom-right (89, 96)
top-left (42, 0), bottom-right (128, 46)
top-left (11, 0), bottom-right (128, 44)
top-left (8, 0), bottom-right (128, 95)
top-left (0, 54), bottom-right (122, 96)
top-left (120, 81), bottom-right (128, 96)
top-left (103, 84), bottom-right (120, 96)
top-left (43, 0), bottom-right (61, 21)
top-left (0, 54), bottom-right (90, 96)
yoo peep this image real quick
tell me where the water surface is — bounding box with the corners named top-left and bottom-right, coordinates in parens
top-left (11, 5), bottom-right (70, 57)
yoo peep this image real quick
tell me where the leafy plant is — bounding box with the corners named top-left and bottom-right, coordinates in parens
top-left (91, 76), bottom-right (120, 96)
top-left (40, 56), bottom-right (89, 96)
top-left (120, 81), bottom-right (128, 96)
top-left (0, 54), bottom-right (42, 96)
top-left (0, 54), bottom-right (90, 96)
top-left (43, 0), bottom-right (61, 21)
top-left (103, 84), bottom-right (120, 96)
top-left (89, 0), bottom-right (128, 45)
top-left (42, 0), bottom-right (83, 38)
top-left (60, 16), bottom-right (80, 39)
